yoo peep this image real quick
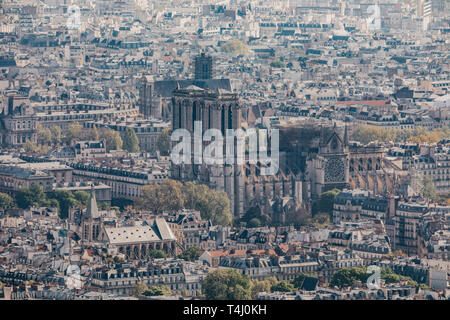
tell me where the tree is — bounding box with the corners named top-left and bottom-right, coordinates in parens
top-left (50, 126), bottom-right (62, 145)
top-left (182, 182), bottom-right (232, 226)
top-left (221, 40), bottom-right (249, 56)
top-left (0, 193), bottom-right (14, 210)
top-left (241, 206), bottom-right (271, 226)
top-left (291, 274), bottom-right (307, 289)
top-left (85, 126), bottom-right (99, 141)
top-left (15, 184), bottom-right (46, 209)
top-left (380, 268), bottom-right (418, 286)
top-left (149, 249), bottom-right (167, 259)
top-left (351, 125), bottom-right (450, 145)
top-left (23, 141), bottom-right (37, 152)
top-left (47, 190), bottom-right (79, 218)
top-left (133, 282), bottom-right (148, 297)
top-left (251, 278), bottom-right (277, 299)
top-left (316, 188), bottom-right (340, 215)
top-left (157, 128), bottom-right (171, 156)
top-left (202, 269), bottom-right (252, 300)
top-left (330, 267), bottom-right (368, 288)
top-left (420, 176), bottom-right (437, 203)
top-left (143, 285), bottom-right (172, 296)
top-left (65, 122), bottom-right (83, 143)
top-left (270, 281), bottom-right (295, 293)
top-left (303, 213), bottom-right (330, 228)
top-left (101, 129), bottom-right (123, 151)
top-left (73, 191), bottom-right (90, 206)
top-left (123, 127), bottom-right (140, 153)
top-left (247, 218), bottom-right (261, 228)
top-left (178, 246), bottom-right (202, 262)
top-left (135, 180), bottom-right (184, 214)
top-left (37, 124), bottom-right (52, 145)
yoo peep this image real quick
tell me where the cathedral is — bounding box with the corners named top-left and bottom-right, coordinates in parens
top-left (170, 84), bottom-right (350, 223)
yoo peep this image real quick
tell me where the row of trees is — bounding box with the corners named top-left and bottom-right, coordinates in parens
top-left (8, 184), bottom-right (90, 218)
top-left (135, 180), bottom-right (232, 226)
top-left (351, 125), bottom-right (450, 145)
top-left (133, 282), bottom-right (173, 297)
top-left (330, 267), bottom-right (420, 288)
top-left (201, 269), bottom-right (314, 300)
top-left (200, 266), bottom-right (428, 299)
top-left (36, 122), bottom-right (141, 153)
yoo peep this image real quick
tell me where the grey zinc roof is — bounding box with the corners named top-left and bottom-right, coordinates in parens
top-left (105, 225), bottom-right (159, 245)
top-left (105, 219), bottom-right (176, 245)
top-left (154, 218), bottom-right (176, 241)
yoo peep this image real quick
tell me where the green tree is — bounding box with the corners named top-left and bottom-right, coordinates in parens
top-left (47, 190), bottom-right (79, 218)
top-left (73, 191), bottom-right (90, 206)
top-left (123, 127), bottom-right (140, 153)
top-left (157, 128), bottom-right (171, 156)
top-left (149, 249), bottom-right (167, 259)
top-left (133, 282), bottom-right (148, 297)
top-left (380, 268), bottom-right (418, 286)
top-left (135, 180), bottom-right (184, 214)
top-left (41, 198), bottom-right (60, 211)
top-left (85, 126), bottom-right (100, 141)
top-left (270, 281), bottom-right (295, 292)
top-left (420, 176), bottom-right (438, 203)
top-left (182, 182), bottom-right (232, 226)
top-left (101, 129), bottom-right (123, 151)
top-left (23, 141), bottom-right (37, 152)
top-left (50, 126), bottom-right (62, 145)
top-left (143, 285), bottom-right (172, 296)
top-left (291, 274), bottom-right (307, 289)
top-left (65, 122), bottom-right (83, 143)
top-left (247, 217), bottom-right (261, 228)
top-left (202, 269), bottom-right (252, 300)
top-left (15, 184), bottom-right (46, 209)
top-left (0, 192), bottom-right (14, 210)
top-left (316, 188), bottom-right (340, 215)
top-left (178, 246), bottom-right (202, 262)
top-left (37, 124), bottom-right (52, 145)
top-left (251, 278), bottom-right (277, 299)
top-left (241, 206), bottom-right (271, 226)
top-left (303, 213), bottom-right (330, 228)
top-left (330, 267), bottom-right (368, 288)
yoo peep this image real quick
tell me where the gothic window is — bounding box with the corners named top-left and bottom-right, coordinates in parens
top-left (325, 157), bottom-right (345, 183)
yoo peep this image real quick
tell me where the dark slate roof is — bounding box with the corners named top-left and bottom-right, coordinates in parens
top-left (153, 79), bottom-right (231, 97)
top-left (301, 277), bottom-right (319, 291)
top-left (362, 198), bottom-right (389, 212)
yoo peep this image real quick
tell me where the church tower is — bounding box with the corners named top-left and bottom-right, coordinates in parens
top-left (171, 86), bottom-right (243, 217)
top-left (82, 186), bottom-right (102, 243)
top-left (139, 76), bottom-right (160, 118)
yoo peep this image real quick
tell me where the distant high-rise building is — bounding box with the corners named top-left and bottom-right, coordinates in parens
top-left (194, 52), bottom-right (213, 80)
